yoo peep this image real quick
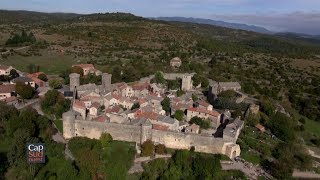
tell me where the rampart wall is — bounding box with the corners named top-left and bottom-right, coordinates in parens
top-left (65, 117), bottom-right (240, 157)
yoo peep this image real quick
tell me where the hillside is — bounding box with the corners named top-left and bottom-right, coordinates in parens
top-left (154, 16), bottom-right (272, 34)
top-left (0, 10), bottom-right (320, 180)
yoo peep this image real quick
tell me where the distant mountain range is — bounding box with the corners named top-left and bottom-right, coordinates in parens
top-left (153, 17), bottom-right (273, 34)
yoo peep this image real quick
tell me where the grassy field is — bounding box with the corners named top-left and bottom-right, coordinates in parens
top-left (54, 120), bottom-right (63, 134)
top-left (1, 51), bottom-right (79, 74)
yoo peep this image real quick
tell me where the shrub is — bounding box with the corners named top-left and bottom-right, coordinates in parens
top-left (190, 116), bottom-right (210, 129)
top-left (49, 79), bottom-right (63, 89)
top-left (155, 144), bottom-right (166, 154)
top-left (141, 140), bottom-right (155, 157)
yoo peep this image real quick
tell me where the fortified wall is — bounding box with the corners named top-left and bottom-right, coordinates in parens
top-left (63, 111), bottom-right (241, 158)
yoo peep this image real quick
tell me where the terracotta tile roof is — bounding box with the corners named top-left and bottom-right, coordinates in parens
top-left (27, 74), bottom-right (45, 87)
top-left (152, 124), bottom-right (169, 131)
top-left (136, 111), bottom-right (159, 120)
top-left (186, 124), bottom-right (200, 132)
top-left (0, 84), bottom-right (15, 93)
top-left (188, 107), bottom-right (220, 117)
top-left (73, 100), bottom-right (86, 109)
top-left (255, 124), bottom-right (266, 132)
top-left (106, 106), bottom-right (121, 114)
top-left (132, 82), bottom-right (149, 91)
top-left (73, 64), bottom-right (95, 69)
top-left (90, 102), bottom-right (101, 109)
top-left (93, 115), bottom-right (109, 122)
top-left (0, 96), bottom-right (17, 102)
top-left (28, 72), bottom-right (45, 78)
top-left (0, 65), bottom-right (10, 70)
top-left (196, 100), bottom-right (211, 108)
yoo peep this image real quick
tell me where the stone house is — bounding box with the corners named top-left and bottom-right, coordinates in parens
top-left (186, 107), bottom-right (221, 125)
top-left (170, 57), bottom-right (182, 68)
top-left (0, 65), bottom-right (13, 76)
top-left (195, 100), bottom-right (213, 111)
top-left (73, 100), bottom-right (87, 120)
top-left (132, 82), bottom-right (150, 97)
top-left (27, 72), bottom-right (46, 87)
top-left (118, 97), bottom-right (134, 110)
top-left (185, 124), bottom-right (200, 134)
top-left (150, 83), bottom-right (165, 95)
top-left (0, 84), bottom-right (15, 100)
top-left (11, 76), bottom-right (36, 88)
top-left (73, 64), bottom-right (101, 76)
top-left (89, 102), bottom-right (101, 117)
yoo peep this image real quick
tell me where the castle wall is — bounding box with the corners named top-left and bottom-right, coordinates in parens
top-left (151, 129), bottom-right (226, 154)
top-left (73, 120), bottom-right (142, 143)
top-left (163, 73), bottom-right (193, 80)
top-left (63, 112), bottom-right (241, 158)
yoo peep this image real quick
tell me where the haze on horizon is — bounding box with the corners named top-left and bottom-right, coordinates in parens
top-left (1, 0), bottom-right (320, 35)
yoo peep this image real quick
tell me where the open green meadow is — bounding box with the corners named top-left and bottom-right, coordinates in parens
top-left (1, 51), bottom-right (78, 74)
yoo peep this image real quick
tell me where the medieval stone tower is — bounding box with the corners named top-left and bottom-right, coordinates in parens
top-left (140, 121), bottom-right (152, 144)
top-left (181, 74), bottom-right (192, 91)
top-left (62, 111), bottom-right (76, 139)
top-left (102, 73), bottom-right (112, 92)
top-left (69, 73), bottom-right (80, 92)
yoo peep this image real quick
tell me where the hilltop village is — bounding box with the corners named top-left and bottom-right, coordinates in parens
top-left (0, 60), bottom-right (246, 158)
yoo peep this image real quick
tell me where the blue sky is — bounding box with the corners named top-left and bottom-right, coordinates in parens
top-left (1, 0), bottom-right (320, 34)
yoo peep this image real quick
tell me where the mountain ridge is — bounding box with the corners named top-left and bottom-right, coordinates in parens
top-left (152, 16), bottom-right (273, 34)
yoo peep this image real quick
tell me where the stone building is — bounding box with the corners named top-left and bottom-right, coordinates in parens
top-left (170, 57), bottom-right (182, 68)
top-left (11, 76), bottom-right (36, 88)
top-left (208, 80), bottom-right (241, 103)
top-left (72, 64), bottom-right (101, 76)
top-left (0, 65), bottom-right (13, 76)
top-left (0, 84), bottom-right (15, 100)
top-left (181, 74), bottom-right (193, 91)
top-left (186, 107), bottom-right (221, 125)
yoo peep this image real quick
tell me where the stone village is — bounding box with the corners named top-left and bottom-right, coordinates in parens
top-left (0, 61), bottom-right (244, 159)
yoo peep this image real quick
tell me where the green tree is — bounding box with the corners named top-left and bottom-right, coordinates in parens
top-left (176, 89), bottom-right (185, 97)
top-left (155, 144), bottom-right (166, 155)
top-left (70, 66), bottom-right (84, 77)
top-left (260, 97), bottom-right (275, 116)
top-left (174, 110), bottom-right (184, 121)
top-left (141, 140), bottom-right (155, 157)
top-left (152, 71), bottom-right (166, 84)
top-left (267, 112), bottom-right (296, 142)
top-left (190, 116), bottom-right (210, 129)
top-left (161, 97), bottom-right (171, 114)
top-left (131, 102), bottom-right (140, 110)
top-left (49, 79), bottom-right (62, 89)
top-left (37, 73), bottom-right (48, 82)
top-left (41, 90), bottom-right (70, 118)
top-left (192, 94), bottom-right (198, 101)
top-left (100, 133), bottom-right (113, 148)
top-left (15, 82), bottom-right (34, 99)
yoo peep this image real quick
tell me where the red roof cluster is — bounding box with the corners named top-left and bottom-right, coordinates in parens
top-left (135, 111), bottom-right (159, 120)
top-left (187, 107), bottom-right (220, 117)
top-left (73, 100), bottom-right (86, 109)
top-left (132, 82), bottom-right (150, 91)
